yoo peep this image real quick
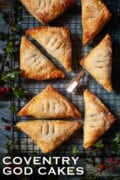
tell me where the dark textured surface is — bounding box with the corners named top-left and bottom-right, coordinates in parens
top-left (0, 0), bottom-right (120, 176)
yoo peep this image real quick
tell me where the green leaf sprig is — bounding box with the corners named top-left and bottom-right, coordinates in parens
top-left (2, 68), bottom-right (21, 82)
top-left (12, 87), bottom-right (28, 99)
top-left (113, 132), bottom-right (120, 144)
top-left (93, 139), bottom-right (104, 149)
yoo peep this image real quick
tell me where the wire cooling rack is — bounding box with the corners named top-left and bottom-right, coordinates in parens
top-left (12, 0), bottom-right (120, 157)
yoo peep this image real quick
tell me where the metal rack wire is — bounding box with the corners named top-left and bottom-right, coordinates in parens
top-left (11, 0), bottom-right (120, 157)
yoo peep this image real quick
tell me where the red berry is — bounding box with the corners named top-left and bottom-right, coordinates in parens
top-left (0, 87), bottom-right (5, 92)
top-left (4, 126), bottom-right (11, 131)
top-left (109, 167), bottom-right (114, 172)
top-left (109, 157), bottom-right (115, 163)
top-left (3, 87), bottom-right (6, 92)
top-left (0, 87), bottom-right (11, 93)
top-left (5, 87), bottom-right (11, 93)
top-left (115, 160), bottom-right (120, 165)
top-left (99, 164), bottom-right (106, 171)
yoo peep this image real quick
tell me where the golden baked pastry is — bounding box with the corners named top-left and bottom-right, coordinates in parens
top-left (20, 0), bottom-right (75, 24)
top-left (26, 26), bottom-right (72, 72)
top-left (80, 34), bottom-right (113, 92)
top-left (16, 120), bottom-right (82, 153)
top-left (81, 0), bottom-right (112, 45)
top-left (18, 85), bottom-right (81, 118)
top-left (20, 36), bottom-right (65, 80)
top-left (83, 89), bottom-right (116, 149)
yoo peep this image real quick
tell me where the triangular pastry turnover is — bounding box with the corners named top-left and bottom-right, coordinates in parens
top-left (81, 0), bottom-right (112, 45)
top-left (18, 85), bottom-right (81, 118)
top-left (20, 36), bottom-right (65, 80)
top-left (16, 120), bottom-right (82, 153)
top-left (83, 89), bottom-right (116, 149)
top-left (20, 0), bottom-right (75, 24)
top-left (26, 26), bottom-right (72, 72)
top-left (80, 34), bottom-right (113, 92)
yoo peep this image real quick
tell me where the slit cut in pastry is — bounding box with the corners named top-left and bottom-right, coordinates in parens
top-left (81, 0), bottom-right (112, 45)
top-left (20, 0), bottom-right (75, 24)
top-left (16, 120), bottom-right (82, 153)
top-left (26, 26), bottom-right (72, 72)
top-left (83, 89), bottom-right (116, 149)
top-left (20, 36), bottom-right (65, 80)
top-left (18, 85), bottom-right (81, 118)
top-left (80, 34), bottom-right (113, 92)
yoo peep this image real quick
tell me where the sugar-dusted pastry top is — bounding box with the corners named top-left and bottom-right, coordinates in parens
top-left (83, 89), bottom-right (116, 149)
top-left (81, 0), bottom-right (112, 45)
top-left (20, 36), bottom-right (65, 80)
top-left (26, 26), bottom-right (72, 72)
top-left (20, 0), bottom-right (75, 24)
top-left (16, 120), bottom-right (82, 153)
top-left (80, 34), bottom-right (113, 92)
top-left (18, 85), bottom-right (81, 118)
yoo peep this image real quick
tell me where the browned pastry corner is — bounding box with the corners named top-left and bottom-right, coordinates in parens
top-left (80, 34), bottom-right (113, 92)
top-left (26, 26), bottom-right (72, 72)
top-left (18, 85), bottom-right (81, 118)
top-left (83, 89), bottom-right (116, 149)
top-left (81, 0), bottom-right (112, 45)
top-left (20, 36), bottom-right (65, 80)
top-left (20, 0), bottom-right (75, 24)
top-left (16, 120), bottom-right (82, 154)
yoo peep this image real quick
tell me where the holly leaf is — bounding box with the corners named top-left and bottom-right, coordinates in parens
top-left (93, 140), bottom-right (104, 148)
top-left (10, 105), bottom-right (17, 113)
top-left (6, 41), bottom-right (15, 55)
top-left (113, 132), bottom-right (120, 144)
top-left (11, 24), bottom-right (20, 33)
top-left (5, 141), bottom-right (14, 154)
top-left (2, 68), bottom-right (21, 82)
top-left (1, 117), bottom-right (10, 123)
top-left (5, 135), bottom-right (11, 140)
top-left (72, 146), bottom-right (79, 156)
top-left (13, 126), bottom-right (21, 132)
top-left (12, 87), bottom-right (28, 99)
